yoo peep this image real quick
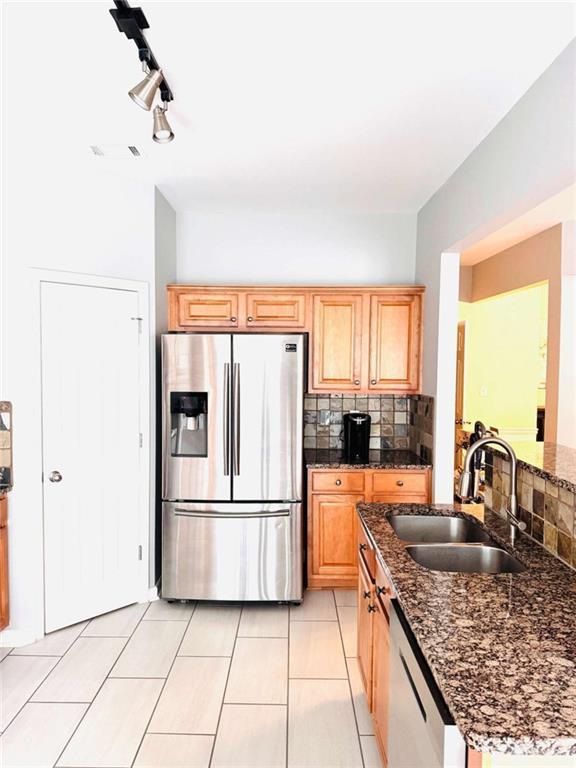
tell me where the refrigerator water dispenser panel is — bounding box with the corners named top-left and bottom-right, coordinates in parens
top-left (170, 392), bottom-right (208, 457)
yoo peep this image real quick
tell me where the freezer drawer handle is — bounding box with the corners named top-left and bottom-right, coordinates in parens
top-left (174, 507), bottom-right (290, 519)
top-left (400, 651), bottom-right (427, 722)
top-left (233, 362), bottom-right (240, 476)
top-left (223, 363), bottom-right (231, 476)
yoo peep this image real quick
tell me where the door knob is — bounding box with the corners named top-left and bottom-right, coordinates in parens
top-left (49, 471), bottom-right (63, 483)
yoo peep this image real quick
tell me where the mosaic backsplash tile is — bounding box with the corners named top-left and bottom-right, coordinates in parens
top-left (484, 452), bottom-right (576, 570)
top-left (304, 393), bottom-right (434, 462)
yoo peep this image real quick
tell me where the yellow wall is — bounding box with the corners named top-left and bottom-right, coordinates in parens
top-left (459, 283), bottom-right (548, 437)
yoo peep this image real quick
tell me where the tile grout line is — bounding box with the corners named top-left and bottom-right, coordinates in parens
top-left (333, 589), bottom-right (366, 768)
top-left (51, 602), bottom-right (158, 768)
top-left (128, 601), bottom-right (199, 768)
top-left (207, 603), bottom-right (243, 768)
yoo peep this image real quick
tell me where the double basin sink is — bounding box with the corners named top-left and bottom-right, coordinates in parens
top-left (388, 514), bottom-right (526, 574)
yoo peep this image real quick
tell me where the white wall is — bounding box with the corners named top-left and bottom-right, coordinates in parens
top-left (415, 40), bottom-right (576, 502)
top-left (176, 212), bottom-right (417, 284)
top-left (557, 222), bottom-right (576, 449)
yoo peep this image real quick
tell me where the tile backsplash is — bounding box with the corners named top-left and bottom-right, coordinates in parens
top-left (304, 394), bottom-right (434, 461)
top-left (484, 453), bottom-right (576, 570)
top-left (408, 395), bottom-right (434, 465)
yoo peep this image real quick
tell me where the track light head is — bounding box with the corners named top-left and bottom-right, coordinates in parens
top-left (129, 67), bottom-right (163, 111)
top-left (152, 104), bottom-right (174, 143)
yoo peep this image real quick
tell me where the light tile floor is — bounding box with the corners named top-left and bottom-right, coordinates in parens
top-left (0, 590), bottom-right (383, 768)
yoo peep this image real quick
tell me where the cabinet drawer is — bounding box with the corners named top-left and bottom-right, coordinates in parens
top-left (358, 521), bottom-right (376, 580)
top-left (311, 471), bottom-right (365, 493)
top-left (245, 293), bottom-right (306, 328)
top-left (371, 470), bottom-right (428, 496)
top-left (176, 292), bottom-right (239, 328)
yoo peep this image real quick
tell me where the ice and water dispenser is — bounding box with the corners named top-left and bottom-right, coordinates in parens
top-left (170, 392), bottom-right (208, 457)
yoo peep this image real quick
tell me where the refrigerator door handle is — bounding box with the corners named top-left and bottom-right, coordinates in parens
top-left (232, 362), bottom-right (240, 476)
top-left (174, 508), bottom-right (290, 519)
top-left (223, 363), bottom-right (231, 476)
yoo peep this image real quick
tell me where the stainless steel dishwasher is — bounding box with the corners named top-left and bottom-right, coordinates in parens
top-left (388, 601), bottom-right (466, 768)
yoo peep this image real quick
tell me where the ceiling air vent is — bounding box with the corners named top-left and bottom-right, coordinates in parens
top-left (90, 145), bottom-right (143, 159)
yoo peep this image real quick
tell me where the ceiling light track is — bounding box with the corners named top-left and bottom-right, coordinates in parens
top-left (109, 1), bottom-right (175, 143)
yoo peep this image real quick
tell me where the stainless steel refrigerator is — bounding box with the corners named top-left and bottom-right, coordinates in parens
top-left (161, 333), bottom-right (304, 602)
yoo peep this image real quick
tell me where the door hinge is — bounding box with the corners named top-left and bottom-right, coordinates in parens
top-left (138, 545), bottom-right (143, 561)
top-left (130, 316), bottom-right (143, 334)
top-left (139, 432), bottom-right (143, 447)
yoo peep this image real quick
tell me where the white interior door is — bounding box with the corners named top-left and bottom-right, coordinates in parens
top-left (41, 281), bottom-right (143, 632)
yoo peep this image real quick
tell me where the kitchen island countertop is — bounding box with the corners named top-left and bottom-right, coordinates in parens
top-left (359, 502), bottom-right (576, 757)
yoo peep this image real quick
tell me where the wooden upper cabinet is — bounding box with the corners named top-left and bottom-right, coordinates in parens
top-left (369, 293), bottom-right (422, 392)
top-left (245, 292), bottom-right (307, 328)
top-left (171, 290), bottom-right (240, 329)
top-left (311, 294), bottom-right (363, 391)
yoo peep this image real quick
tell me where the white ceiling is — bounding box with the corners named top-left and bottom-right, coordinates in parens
top-left (3, 2), bottom-right (576, 213)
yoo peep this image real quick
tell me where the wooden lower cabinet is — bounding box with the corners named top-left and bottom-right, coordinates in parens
top-left (372, 585), bottom-right (391, 765)
top-left (0, 495), bottom-right (8, 630)
top-left (307, 467), bottom-right (431, 589)
top-left (308, 494), bottom-right (361, 588)
top-left (357, 555), bottom-right (374, 704)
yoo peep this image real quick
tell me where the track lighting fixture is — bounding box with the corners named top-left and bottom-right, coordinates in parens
top-left (110, 1), bottom-right (175, 143)
top-left (129, 65), bottom-right (164, 111)
top-left (152, 104), bottom-right (174, 143)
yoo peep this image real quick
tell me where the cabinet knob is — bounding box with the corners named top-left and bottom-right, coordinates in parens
top-left (396, 480), bottom-right (404, 487)
top-left (367, 604), bottom-right (376, 613)
top-left (363, 590), bottom-right (370, 599)
top-left (359, 543), bottom-right (367, 551)
top-left (230, 316), bottom-right (237, 323)
top-left (335, 479), bottom-right (342, 486)
top-left (354, 380), bottom-right (360, 386)
top-left (376, 585), bottom-right (388, 597)
top-left (247, 316), bottom-right (253, 322)
top-left (49, 470), bottom-right (63, 483)
top-left (371, 379), bottom-right (377, 385)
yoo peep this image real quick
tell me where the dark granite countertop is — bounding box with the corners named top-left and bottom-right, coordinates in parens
top-left (304, 448), bottom-right (431, 470)
top-left (484, 441), bottom-right (576, 494)
top-left (359, 502), bottom-right (576, 757)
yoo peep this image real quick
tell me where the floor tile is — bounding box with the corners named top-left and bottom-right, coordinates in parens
top-left (290, 590), bottom-right (337, 621)
top-left (179, 604), bottom-right (241, 656)
top-left (149, 656), bottom-right (229, 735)
top-left (11, 621), bottom-right (88, 656)
top-left (289, 621), bottom-right (347, 679)
top-left (32, 637), bottom-right (127, 702)
top-left (288, 679), bottom-right (363, 768)
top-left (334, 589), bottom-right (357, 607)
top-left (56, 677), bottom-right (163, 768)
top-left (143, 600), bottom-right (195, 621)
top-left (337, 606), bottom-right (357, 656)
top-left (225, 638), bottom-right (287, 704)
top-left (212, 704), bottom-right (286, 768)
top-left (0, 646), bottom-right (12, 661)
top-left (361, 735), bottom-right (385, 768)
top-left (346, 657), bottom-right (374, 735)
top-left (110, 620), bottom-right (186, 678)
top-left (82, 602), bottom-right (148, 637)
top-left (238, 604), bottom-right (288, 637)
top-left (0, 656), bottom-right (59, 731)
top-left (0, 702), bottom-right (88, 767)
top-left (134, 734), bottom-right (213, 767)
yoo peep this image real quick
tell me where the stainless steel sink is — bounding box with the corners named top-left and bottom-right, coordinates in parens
top-left (388, 514), bottom-right (492, 544)
top-left (405, 544), bottom-right (526, 574)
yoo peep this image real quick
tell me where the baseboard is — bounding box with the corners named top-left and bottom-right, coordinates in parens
top-left (0, 628), bottom-right (39, 648)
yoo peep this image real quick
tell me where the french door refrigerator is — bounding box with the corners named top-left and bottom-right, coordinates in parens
top-left (161, 333), bottom-right (304, 602)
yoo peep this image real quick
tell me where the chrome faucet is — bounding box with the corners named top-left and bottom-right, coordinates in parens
top-left (458, 436), bottom-right (526, 546)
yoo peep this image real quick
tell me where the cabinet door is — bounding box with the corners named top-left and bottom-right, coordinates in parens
top-left (245, 292), bottom-right (307, 328)
top-left (372, 594), bottom-right (390, 765)
top-left (309, 494), bottom-right (361, 586)
top-left (311, 294), bottom-right (363, 391)
top-left (0, 523), bottom-right (8, 631)
top-left (357, 555), bottom-right (374, 707)
top-left (369, 293), bottom-right (422, 392)
top-left (170, 291), bottom-right (240, 329)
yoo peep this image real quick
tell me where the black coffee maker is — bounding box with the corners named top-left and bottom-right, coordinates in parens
top-left (342, 412), bottom-right (371, 464)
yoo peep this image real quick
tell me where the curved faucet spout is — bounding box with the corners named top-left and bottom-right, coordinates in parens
top-left (458, 436), bottom-right (525, 546)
